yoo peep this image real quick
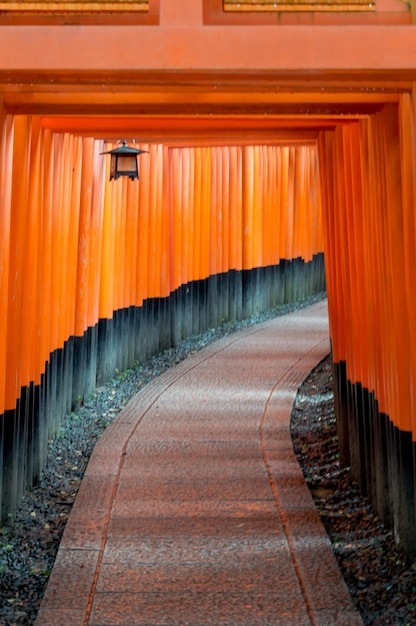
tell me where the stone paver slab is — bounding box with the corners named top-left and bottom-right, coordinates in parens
top-left (89, 591), bottom-right (312, 626)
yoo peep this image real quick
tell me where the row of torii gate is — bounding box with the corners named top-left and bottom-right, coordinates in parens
top-left (1, 0), bottom-right (416, 559)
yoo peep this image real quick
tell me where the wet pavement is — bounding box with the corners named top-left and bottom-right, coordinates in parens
top-left (36, 300), bottom-right (363, 626)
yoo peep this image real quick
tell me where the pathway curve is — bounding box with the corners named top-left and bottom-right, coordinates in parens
top-left (36, 300), bottom-right (363, 626)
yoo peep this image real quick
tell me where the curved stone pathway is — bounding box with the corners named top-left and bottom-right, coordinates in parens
top-left (36, 300), bottom-right (363, 626)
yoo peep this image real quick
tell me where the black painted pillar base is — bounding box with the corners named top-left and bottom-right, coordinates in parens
top-left (333, 361), bottom-right (416, 560)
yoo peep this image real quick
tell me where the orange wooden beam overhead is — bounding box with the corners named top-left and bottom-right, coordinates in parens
top-left (38, 114), bottom-right (363, 143)
top-left (1, 26), bottom-right (416, 74)
top-left (3, 87), bottom-right (399, 116)
top-left (1, 69), bottom-right (402, 140)
top-left (0, 69), bottom-right (413, 92)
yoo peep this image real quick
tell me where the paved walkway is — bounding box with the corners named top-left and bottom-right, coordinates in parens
top-left (36, 300), bottom-right (363, 626)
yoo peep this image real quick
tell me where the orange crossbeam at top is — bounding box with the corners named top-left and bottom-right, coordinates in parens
top-left (38, 114), bottom-right (365, 144)
top-left (1, 75), bottom-right (402, 119)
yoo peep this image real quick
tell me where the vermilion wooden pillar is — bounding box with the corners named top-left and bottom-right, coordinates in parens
top-left (399, 87), bottom-right (416, 443)
top-left (0, 107), bottom-right (12, 418)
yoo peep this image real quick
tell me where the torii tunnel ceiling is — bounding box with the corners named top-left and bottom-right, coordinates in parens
top-left (2, 0), bottom-right (416, 558)
top-left (1, 69), bottom-right (412, 144)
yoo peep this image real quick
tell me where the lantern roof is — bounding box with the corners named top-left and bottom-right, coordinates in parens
top-left (101, 140), bottom-right (148, 156)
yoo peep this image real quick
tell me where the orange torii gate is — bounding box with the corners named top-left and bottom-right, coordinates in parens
top-left (1, 0), bottom-right (416, 558)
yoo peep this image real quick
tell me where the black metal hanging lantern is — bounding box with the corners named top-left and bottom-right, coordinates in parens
top-left (101, 140), bottom-right (148, 181)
